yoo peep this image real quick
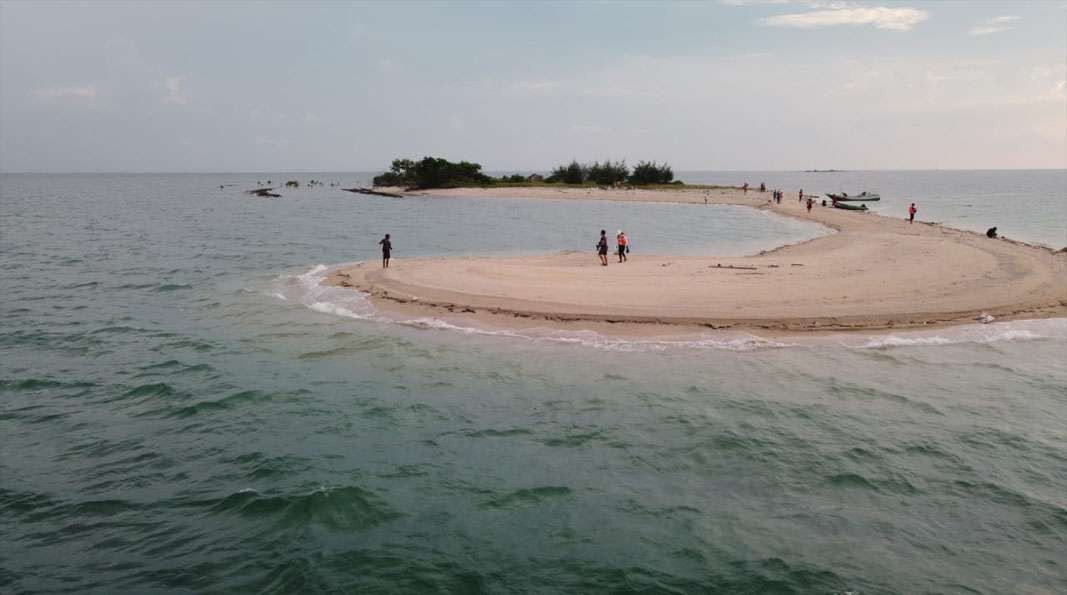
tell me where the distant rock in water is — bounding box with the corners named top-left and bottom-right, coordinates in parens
top-left (245, 188), bottom-right (281, 198)
top-left (343, 187), bottom-right (403, 198)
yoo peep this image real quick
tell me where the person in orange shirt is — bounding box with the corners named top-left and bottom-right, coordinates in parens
top-left (616, 230), bottom-right (629, 263)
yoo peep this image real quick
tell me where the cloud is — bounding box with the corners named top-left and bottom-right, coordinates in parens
top-left (760, 6), bottom-right (929, 31)
top-left (969, 15), bottom-right (1020, 36)
top-left (161, 76), bottom-right (189, 104)
top-left (35, 85), bottom-right (97, 100)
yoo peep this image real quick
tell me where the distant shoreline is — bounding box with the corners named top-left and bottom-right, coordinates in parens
top-left (323, 186), bottom-right (1066, 335)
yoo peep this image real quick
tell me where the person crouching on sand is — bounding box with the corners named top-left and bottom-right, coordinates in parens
top-left (908, 203), bottom-right (917, 223)
top-left (616, 230), bottom-right (628, 263)
top-left (379, 233), bottom-right (392, 268)
top-left (596, 230), bottom-right (609, 266)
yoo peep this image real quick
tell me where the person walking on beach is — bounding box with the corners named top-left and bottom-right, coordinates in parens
top-left (799, 189), bottom-right (803, 201)
top-left (806, 197), bottom-right (814, 213)
top-left (908, 203), bottom-right (917, 224)
top-left (378, 233), bottom-right (392, 268)
top-left (742, 183), bottom-right (749, 193)
top-left (596, 230), bottom-right (609, 266)
top-left (760, 182), bottom-right (766, 193)
top-left (616, 230), bottom-right (629, 263)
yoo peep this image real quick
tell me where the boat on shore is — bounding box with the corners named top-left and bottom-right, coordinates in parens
top-left (826, 192), bottom-right (880, 201)
top-left (832, 201), bottom-right (869, 211)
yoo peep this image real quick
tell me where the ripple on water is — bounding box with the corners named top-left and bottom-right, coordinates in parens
top-left (482, 486), bottom-right (573, 509)
top-left (206, 485), bottom-right (401, 531)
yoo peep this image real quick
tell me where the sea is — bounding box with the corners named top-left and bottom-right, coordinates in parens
top-left (1, 170), bottom-right (1064, 594)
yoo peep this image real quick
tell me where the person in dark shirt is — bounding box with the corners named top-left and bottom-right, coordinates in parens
top-left (596, 230), bottom-right (609, 266)
top-left (986, 227), bottom-right (998, 238)
top-left (378, 234), bottom-right (392, 268)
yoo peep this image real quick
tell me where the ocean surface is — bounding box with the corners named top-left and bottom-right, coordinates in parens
top-left (1, 171), bottom-right (1065, 594)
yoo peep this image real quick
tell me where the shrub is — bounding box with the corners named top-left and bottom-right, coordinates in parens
top-left (546, 160), bottom-right (586, 184)
top-left (373, 157), bottom-right (490, 188)
top-left (628, 161), bottom-right (673, 185)
top-left (587, 159), bottom-right (629, 186)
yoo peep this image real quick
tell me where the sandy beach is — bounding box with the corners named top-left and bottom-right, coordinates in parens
top-left (327, 186), bottom-right (1067, 333)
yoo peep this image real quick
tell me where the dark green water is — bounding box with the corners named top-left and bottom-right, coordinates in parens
top-left (1, 174), bottom-right (1065, 594)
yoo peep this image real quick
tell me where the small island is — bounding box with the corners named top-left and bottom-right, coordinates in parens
top-left (371, 156), bottom-right (684, 190)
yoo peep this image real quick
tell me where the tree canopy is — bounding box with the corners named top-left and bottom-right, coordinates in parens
top-left (372, 157), bottom-right (490, 189)
top-left (372, 156), bottom-right (680, 188)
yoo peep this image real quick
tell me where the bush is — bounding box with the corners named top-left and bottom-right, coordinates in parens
top-left (587, 160), bottom-right (629, 186)
top-left (628, 161), bottom-right (673, 185)
top-left (372, 157), bottom-right (490, 188)
top-left (546, 160), bottom-right (586, 184)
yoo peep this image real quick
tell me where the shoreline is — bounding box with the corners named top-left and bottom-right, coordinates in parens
top-left (326, 186), bottom-right (1067, 335)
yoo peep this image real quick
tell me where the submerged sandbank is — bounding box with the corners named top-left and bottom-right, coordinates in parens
top-left (327, 187), bottom-right (1066, 333)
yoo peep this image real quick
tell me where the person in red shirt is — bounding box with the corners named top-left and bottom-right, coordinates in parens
top-left (908, 203), bottom-right (917, 223)
top-left (616, 230), bottom-right (628, 263)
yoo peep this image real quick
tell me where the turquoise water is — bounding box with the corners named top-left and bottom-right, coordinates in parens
top-left (2, 173), bottom-right (1065, 593)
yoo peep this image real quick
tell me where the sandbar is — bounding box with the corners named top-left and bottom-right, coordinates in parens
top-left (327, 186), bottom-right (1066, 333)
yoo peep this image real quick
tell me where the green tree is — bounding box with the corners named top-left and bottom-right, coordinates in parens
top-left (546, 160), bottom-right (586, 184)
top-left (628, 161), bottom-right (673, 185)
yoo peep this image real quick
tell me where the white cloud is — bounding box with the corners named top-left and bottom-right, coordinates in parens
top-left (35, 85), bottom-right (97, 100)
top-left (161, 76), bottom-right (189, 104)
top-left (969, 15), bottom-right (1020, 36)
top-left (761, 6), bottom-right (929, 31)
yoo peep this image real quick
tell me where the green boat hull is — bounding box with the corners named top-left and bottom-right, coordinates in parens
top-left (833, 202), bottom-right (869, 211)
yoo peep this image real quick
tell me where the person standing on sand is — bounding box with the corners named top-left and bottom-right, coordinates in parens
top-left (760, 183), bottom-right (766, 192)
top-left (806, 198), bottom-right (814, 213)
top-left (596, 230), bottom-right (609, 266)
top-left (799, 189), bottom-right (803, 201)
top-left (908, 203), bottom-right (917, 224)
top-left (742, 183), bottom-right (748, 193)
top-left (378, 234), bottom-right (392, 268)
top-left (616, 230), bottom-right (628, 263)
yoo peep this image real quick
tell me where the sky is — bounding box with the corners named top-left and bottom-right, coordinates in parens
top-left (0, 0), bottom-right (1064, 172)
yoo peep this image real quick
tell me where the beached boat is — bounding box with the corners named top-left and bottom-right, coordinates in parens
top-left (832, 201), bottom-right (868, 211)
top-left (826, 192), bottom-right (880, 201)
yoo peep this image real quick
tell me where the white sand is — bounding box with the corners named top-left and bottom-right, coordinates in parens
top-left (329, 186), bottom-right (1066, 333)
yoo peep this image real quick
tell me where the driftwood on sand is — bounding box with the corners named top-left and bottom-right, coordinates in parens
top-left (245, 188), bottom-right (281, 198)
top-left (343, 187), bottom-right (404, 198)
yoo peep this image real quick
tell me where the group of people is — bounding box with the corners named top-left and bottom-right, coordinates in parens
top-left (596, 230), bottom-right (629, 266)
top-left (766, 188), bottom-right (799, 204)
top-left (370, 197), bottom-right (999, 272)
top-left (376, 230), bottom-right (632, 269)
